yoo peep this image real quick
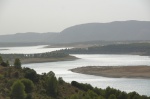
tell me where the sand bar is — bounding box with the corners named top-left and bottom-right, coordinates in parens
top-left (70, 66), bottom-right (150, 79)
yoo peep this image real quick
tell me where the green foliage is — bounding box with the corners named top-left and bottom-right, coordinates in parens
top-left (58, 77), bottom-right (65, 85)
top-left (71, 81), bottom-right (93, 91)
top-left (13, 71), bottom-right (20, 78)
top-left (14, 58), bottom-right (21, 69)
top-left (45, 71), bottom-right (58, 97)
top-left (128, 92), bottom-right (140, 99)
top-left (69, 94), bottom-right (78, 99)
top-left (108, 94), bottom-right (117, 99)
top-left (21, 79), bottom-right (34, 93)
top-left (70, 81), bottom-right (150, 99)
top-left (86, 90), bottom-right (99, 98)
top-left (0, 56), bottom-right (9, 67)
top-left (68, 90), bottom-right (103, 99)
top-left (118, 91), bottom-right (128, 99)
top-left (23, 67), bottom-right (39, 83)
top-left (1, 61), bottom-right (8, 67)
top-left (0, 56), bottom-right (3, 63)
top-left (6, 60), bottom-right (10, 66)
top-left (10, 80), bottom-right (26, 99)
top-left (105, 86), bottom-right (122, 99)
top-left (0, 74), bottom-right (4, 79)
top-left (0, 63), bottom-right (150, 99)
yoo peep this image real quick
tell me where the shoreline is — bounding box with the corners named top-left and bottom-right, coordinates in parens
top-left (70, 66), bottom-right (150, 79)
top-left (21, 56), bottom-right (78, 64)
top-left (19, 56), bottom-right (78, 64)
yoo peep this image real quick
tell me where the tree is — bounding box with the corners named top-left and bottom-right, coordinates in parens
top-left (1, 62), bottom-right (8, 67)
top-left (86, 90), bottom-right (99, 98)
top-left (23, 68), bottom-right (39, 83)
top-left (108, 94), bottom-right (117, 99)
top-left (6, 60), bottom-right (10, 66)
top-left (21, 79), bottom-right (34, 93)
top-left (10, 80), bottom-right (26, 99)
top-left (45, 71), bottom-right (58, 96)
top-left (58, 77), bottom-right (65, 85)
top-left (0, 56), bottom-right (3, 63)
top-left (14, 58), bottom-right (21, 69)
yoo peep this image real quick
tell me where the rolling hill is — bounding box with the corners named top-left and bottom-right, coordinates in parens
top-left (0, 20), bottom-right (150, 44)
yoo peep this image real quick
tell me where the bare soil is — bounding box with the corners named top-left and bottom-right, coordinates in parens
top-left (70, 66), bottom-right (150, 79)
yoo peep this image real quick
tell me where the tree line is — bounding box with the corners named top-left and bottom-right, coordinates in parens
top-left (0, 51), bottom-right (69, 64)
top-left (59, 43), bottom-right (150, 55)
top-left (70, 81), bottom-right (150, 99)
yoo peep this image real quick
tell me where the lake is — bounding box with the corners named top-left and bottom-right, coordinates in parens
top-left (0, 45), bottom-right (150, 96)
top-left (0, 45), bottom-right (67, 54)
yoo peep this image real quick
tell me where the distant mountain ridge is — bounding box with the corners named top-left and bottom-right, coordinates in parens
top-left (59, 20), bottom-right (150, 43)
top-left (0, 20), bottom-right (150, 43)
top-left (0, 32), bottom-right (59, 43)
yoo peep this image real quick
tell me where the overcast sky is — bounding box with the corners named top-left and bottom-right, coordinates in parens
top-left (0, 0), bottom-right (150, 35)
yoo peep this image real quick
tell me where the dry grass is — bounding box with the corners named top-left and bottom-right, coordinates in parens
top-left (71, 66), bottom-right (150, 79)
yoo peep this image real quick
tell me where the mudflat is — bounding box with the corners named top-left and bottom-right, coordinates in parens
top-left (70, 66), bottom-right (150, 79)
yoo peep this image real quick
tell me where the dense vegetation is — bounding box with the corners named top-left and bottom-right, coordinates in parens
top-left (0, 56), bottom-right (150, 99)
top-left (59, 43), bottom-right (150, 55)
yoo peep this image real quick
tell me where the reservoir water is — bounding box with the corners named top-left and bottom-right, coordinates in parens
top-left (0, 45), bottom-right (150, 96)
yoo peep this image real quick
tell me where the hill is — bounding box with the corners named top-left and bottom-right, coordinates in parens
top-left (0, 63), bottom-right (150, 99)
top-left (58, 20), bottom-right (150, 43)
top-left (0, 32), bottom-right (58, 43)
top-left (0, 20), bottom-right (150, 44)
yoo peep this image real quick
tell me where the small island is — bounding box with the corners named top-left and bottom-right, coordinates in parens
top-left (70, 66), bottom-right (150, 79)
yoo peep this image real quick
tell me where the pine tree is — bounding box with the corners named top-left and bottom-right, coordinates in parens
top-left (14, 58), bottom-right (21, 69)
top-left (6, 60), bottom-right (10, 66)
top-left (46, 71), bottom-right (58, 96)
top-left (10, 80), bottom-right (26, 99)
top-left (21, 79), bottom-right (34, 93)
top-left (0, 56), bottom-right (3, 63)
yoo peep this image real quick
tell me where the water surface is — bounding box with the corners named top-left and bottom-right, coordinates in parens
top-left (23, 54), bottom-right (150, 96)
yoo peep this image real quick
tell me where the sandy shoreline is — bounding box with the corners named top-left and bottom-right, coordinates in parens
top-left (70, 66), bottom-right (150, 79)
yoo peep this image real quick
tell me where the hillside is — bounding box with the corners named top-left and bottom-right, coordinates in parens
top-left (0, 20), bottom-right (150, 44)
top-left (58, 20), bottom-right (150, 43)
top-left (0, 64), bottom-right (150, 99)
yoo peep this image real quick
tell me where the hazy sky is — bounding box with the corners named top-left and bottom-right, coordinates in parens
top-left (0, 0), bottom-right (150, 35)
